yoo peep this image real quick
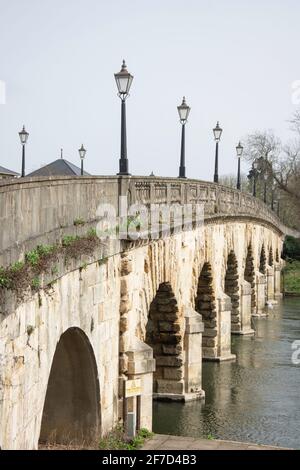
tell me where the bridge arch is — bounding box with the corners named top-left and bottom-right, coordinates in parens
top-left (244, 243), bottom-right (256, 312)
top-left (269, 246), bottom-right (274, 266)
top-left (145, 282), bottom-right (184, 396)
top-left (195, 262), bottom-right (217, 359)
top-left (39, 327), bottom-right (100, 446)
top-left (259, 244), bottom-right (267, 274)
top-left (224, 250), bottom-right (240, 332)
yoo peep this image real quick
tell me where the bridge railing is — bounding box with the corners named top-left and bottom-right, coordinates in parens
top-left (0, 175), bottom-right (293, 267)
top-left (127, 177), bottom-right (282, 228)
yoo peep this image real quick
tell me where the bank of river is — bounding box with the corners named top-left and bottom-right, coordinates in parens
top-left (153, 298), bottom-right (300, 449)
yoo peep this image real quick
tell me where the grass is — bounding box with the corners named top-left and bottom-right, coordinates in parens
top-left (0, 228), bottom-right (102, 300)
top-left (98, 426), bottom-right (153, 450)
top-left (283, 260), bottom-right (300, 294)
top-left (73, 218), bottom-right (85, 226)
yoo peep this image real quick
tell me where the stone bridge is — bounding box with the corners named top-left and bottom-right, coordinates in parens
top-left (0, 175), bottom-right (294, 449)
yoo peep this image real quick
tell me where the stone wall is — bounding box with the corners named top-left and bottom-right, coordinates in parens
top-left (0, 174), bottom-right (286, 449)
top-left (0, 175), bottom-right (289, 268)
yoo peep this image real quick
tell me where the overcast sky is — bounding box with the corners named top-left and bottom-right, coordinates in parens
top-left (0, 0), bottom-right (299, 179)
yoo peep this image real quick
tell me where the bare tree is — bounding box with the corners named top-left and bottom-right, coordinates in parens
top-left (242, 113), bottom-right (300, 229)
top-left (243, 130), bottom-right (281, 164)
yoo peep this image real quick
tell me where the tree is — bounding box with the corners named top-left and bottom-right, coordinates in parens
top-left (242, 113), bottom-right (300, 229)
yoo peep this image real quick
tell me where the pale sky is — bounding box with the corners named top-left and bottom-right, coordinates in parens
top-left (0, 0), bottom-right (299, 179)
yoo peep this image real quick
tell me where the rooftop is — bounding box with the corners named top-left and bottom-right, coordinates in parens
top-left (27, 158), bottom-right (90, 177)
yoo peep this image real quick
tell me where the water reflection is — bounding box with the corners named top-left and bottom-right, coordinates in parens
top-left (153, 298), bottom-right (300, 449)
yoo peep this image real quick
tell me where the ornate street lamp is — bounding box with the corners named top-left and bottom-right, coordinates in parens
top-left (114, 60), bottom-right (133, 175)
top-left (276, 194), bottom-right (281, 217)
top-left (271, 180), bottom-right (276, 211)
top-left (252, 159), bottom-right (259, 197)
top-left (78, 144), bottom-right (86, 176)
top-left (19, 125), bottom-right (29, 177)
top-left (213, 121), bottom-right (223, 183)
top-left (177, 96), bottom-right (191, 178)
top-left (236, 141), bottom-right (243, 190)
top-left (263, 172), bottom-right (268, 203)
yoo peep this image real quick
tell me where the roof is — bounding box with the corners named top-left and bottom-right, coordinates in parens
top-left (27, 158), bottom-right (90, 177)
top-left (0, 165), bottom-right (19, 176)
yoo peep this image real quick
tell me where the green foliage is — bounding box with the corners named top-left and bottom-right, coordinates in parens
top-left (207, 433), bottom-right (215, 440)
top-left (31, 277), bottom-right (40, 290)
top-left (283, 236), bottom-right (300, 260)
top-left (0, 267), bottom-right (10, 288)
top-left (11, 261), bottom-right (25, 272)
top-left (98, 426), bottom-right (153, 450)
top-left (51, 265), bottom-right (59, 275)
top-left (36, 244), bottom-right (54, 256)
top-left (74, 218), bottom-right (85, 226)
top-left (283, 260), bottom-right (300, 293)
top-left (87, 228), bottom-right (97, 237)
top-left (99, 425), bottom-right (128, 450)
top-left (62, 235), bottom-right (79, 246)
top-left (25, 249), bottom-right (40, 266)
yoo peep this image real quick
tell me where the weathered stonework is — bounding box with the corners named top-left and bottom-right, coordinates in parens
top-left (0, 175), bottom-right (289, 449)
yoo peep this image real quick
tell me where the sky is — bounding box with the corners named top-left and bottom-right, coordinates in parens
top-left (0, 0), bottom-right (299, 179)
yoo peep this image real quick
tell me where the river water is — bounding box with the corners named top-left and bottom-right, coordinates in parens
top-left (153, 298), bottom-right (300, 449)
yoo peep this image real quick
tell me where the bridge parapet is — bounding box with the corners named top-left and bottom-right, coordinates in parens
top-left (0, 175), bottom-right (295, 267)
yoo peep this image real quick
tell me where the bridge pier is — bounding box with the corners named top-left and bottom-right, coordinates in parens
top-left (266, 266), bottom-right (277, 305)
top-left (203, 295), bottom-right (236, 362)
top-left (238, 281), bottom-right (255, 335)
top-left (124, 338), bottom-right (156, 431)
top-left (274, 264), bottom-right (283, 300)
top-left (253, 273), bottom-right (268, 317)
top-left (182, 308), bottom-right (205, 401)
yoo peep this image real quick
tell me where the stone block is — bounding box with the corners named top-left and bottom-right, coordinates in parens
top-left (158, 321), bottom-right (181, 333)
top-left (162, 344), bottom-right (183, 355)
top-left (156, 379), bottom-right (184, 394)
top-left (164, 368), bottom-right (184, 381)
top-left (155, 355), bottom-right (183, 367)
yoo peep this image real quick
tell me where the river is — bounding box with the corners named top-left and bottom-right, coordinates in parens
top-left (153, 298), bottom-right (300, 449)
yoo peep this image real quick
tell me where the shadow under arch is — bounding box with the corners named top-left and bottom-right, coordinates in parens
top-left (145, 282), bottom-right (183, 395)
top-left (259, 244), bottom-right (267, 274)
top-left (39, 327), bottom-right (100, 445)
top-left (224, 250), bottom-right (240, 332)
top-left (195, 262), bottom-right (217, 358)
top-left (244, 243), bottom-right (256, 312)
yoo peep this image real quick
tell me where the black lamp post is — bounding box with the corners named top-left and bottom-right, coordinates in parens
top-left (114, 60), bottom-right (133, 176)
top-left (213, 122), bottom-right (223, 183)
top-left (252, 160), bottom-right (259, 197)
top-left (78, 144), bottom-right (86, 176)
top-left (263, 172), bottom-right (268, 203)
top-left (271, 181), bottom-right (275, 211)
top-left (277, 196), bottom-right (280, 217)
top-left (19, 126), bottom-right (29, 177)
top-left (236, 141), bottom-right (243, 190)
top-left (177, 97), bottom-right (191, 178)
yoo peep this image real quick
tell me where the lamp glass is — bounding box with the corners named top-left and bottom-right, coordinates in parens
top-left (177, 97), bottom-right (191, 123)
top-left (19, 126), bottom-right (29, 145)
top-left (213, 122), bottom-right (223, 141)
top-left (114, 60), bottom-right (133, 96)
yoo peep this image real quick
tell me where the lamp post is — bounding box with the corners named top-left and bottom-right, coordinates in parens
top-left (277, 195), bottom-right (280, 217)
top-left (78, 144), bottom-right (86, 176)
top-left (114, 60), bottom-right (133, 176)
top-left (252, 160), bottom-right (259, 197)
top-left (19, 126), bottom-right (29, 177)
top-left (271, 181), bottom-right (275, 211)
top-left (177, 97), bottom-right (191, 178)
top-left (213, 122), bottom-right (223, 183)
top-left (263, 172), bottom-right (268, 203)
top-left (236, 141), bottom-right (243, 190)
